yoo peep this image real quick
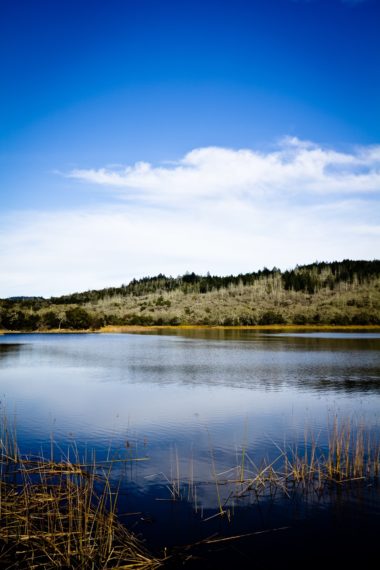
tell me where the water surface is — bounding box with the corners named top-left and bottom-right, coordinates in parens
top-left (0, 330), bottom-right (379, 566)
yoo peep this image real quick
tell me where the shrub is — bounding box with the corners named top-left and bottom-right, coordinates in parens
top-left (351, 312), bottom-right (380, 325)
top-left (41, 310), bottom-right (62, 329)
top-left (238, 313), bottom-right (258, 325)
top-left (0, 310), bottom-right (40, 331)
top-left (293, 313), bottom-right (308, 325)
top-left (258, 311), bottom-right (286, 325)
top-left (328, 313), bottom-right (351, 326)
top-left (65, 307), bottom-right (93, 329)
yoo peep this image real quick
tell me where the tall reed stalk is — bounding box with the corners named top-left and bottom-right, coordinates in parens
top-left (154, 419), bottom-right (380, 514)
top-left (0, 418), bottom-right (161, 569)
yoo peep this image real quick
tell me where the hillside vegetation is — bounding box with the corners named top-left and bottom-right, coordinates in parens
top-left (1, 260), bottom-right (380, 331)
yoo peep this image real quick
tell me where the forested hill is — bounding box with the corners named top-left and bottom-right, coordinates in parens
top-left (1, 260), bottom-right (380, 330)
top-left (41, 259), bottom-right (380, 303)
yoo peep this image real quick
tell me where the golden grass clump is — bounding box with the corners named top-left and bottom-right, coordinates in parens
top-left (0, 421), bottom-right (161, 570)
top-left (215, 420), bottom-right (380, 508)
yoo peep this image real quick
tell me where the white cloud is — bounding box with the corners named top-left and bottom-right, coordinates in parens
top-left (68, 138), bottom-right (380, 205)
top-left (1, 139), bottom-right (379, 297)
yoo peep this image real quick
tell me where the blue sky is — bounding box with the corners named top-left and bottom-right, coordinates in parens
top-left (1, 0), bottom-right (379, 296)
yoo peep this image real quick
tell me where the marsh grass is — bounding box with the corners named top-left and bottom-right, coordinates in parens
top-left (153, 419), bottom-right (380, 518)
top-left (231, 423), bottom-right (379, 505)
top-left (0, 414), bottom-right (379, 567)
top-left (0, 418), bottom-right (161, 569)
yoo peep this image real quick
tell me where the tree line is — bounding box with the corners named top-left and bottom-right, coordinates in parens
top-left (0, 260), bottom-right (379, 330)
top-left (3, 260), bottom-right (379, 308)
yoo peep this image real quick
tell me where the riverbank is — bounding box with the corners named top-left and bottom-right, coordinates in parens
top-left (1, 324), bottom-right (380, 335)
top-left (99, 323), bottom-right (380, 333)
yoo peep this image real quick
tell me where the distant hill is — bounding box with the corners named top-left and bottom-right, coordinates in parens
top-left (6, 296), bottom-right (45, 302)
top-left (1, 260), bottom-right (380, 330)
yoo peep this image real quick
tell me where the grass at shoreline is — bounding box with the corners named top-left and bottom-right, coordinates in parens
top-left (0, 416), bottom-right (379, 569)
top-left (0, 421), bottom-right (162, 569)
top-left (1, 324), bottom-right (380, 335)
top-left (0, 406), bottom-right (379, 569)
top-left (99, 324), bottom-right (380, 333)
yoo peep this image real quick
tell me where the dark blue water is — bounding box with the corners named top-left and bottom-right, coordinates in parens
top-left (0, 330), bottom-right (379, 567)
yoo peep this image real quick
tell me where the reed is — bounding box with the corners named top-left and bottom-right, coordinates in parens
top-left (220, 420), bottom-right (380, 505)
top-left (0, 422), bottom-right (161, 569)
top-left (1, 414), bottom-right (378, 567)
top-left (153, 419), bottom-right (380, 514)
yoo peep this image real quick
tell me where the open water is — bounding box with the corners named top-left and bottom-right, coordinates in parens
top-left (0, 330), bottom-right (379, 568)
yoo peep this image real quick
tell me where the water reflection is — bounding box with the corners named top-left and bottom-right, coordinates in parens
top-left (0, 331), bottom-right (379, 456)
top-left (1, 332), bottom-right (379, 395)
top-left (0, 342), bottom-right (22, 360)
top-left (0, 332), bottom-right (379, 565)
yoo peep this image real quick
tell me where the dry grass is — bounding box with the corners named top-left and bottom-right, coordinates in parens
top-left (223, 422), bottom-right (380, 505)
top-left (84, 274), bottom-right (380, 326)
top-left (0, 420), bottom-right (161, 570)
top-left (1, 415), bottom-right (378, 566)
top-left (152, 419), bottom-right (380, 517)
top-left (3, 270), bottom-right (379, 331)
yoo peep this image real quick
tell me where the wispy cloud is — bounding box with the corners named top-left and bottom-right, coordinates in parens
top-left (68, 138), bottom-right (380, 205)
top-left (0, 139), bottom-right (379, 297)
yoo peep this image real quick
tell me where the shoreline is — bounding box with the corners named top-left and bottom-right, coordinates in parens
top-left (1, 324), bottom-right (380, 335)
